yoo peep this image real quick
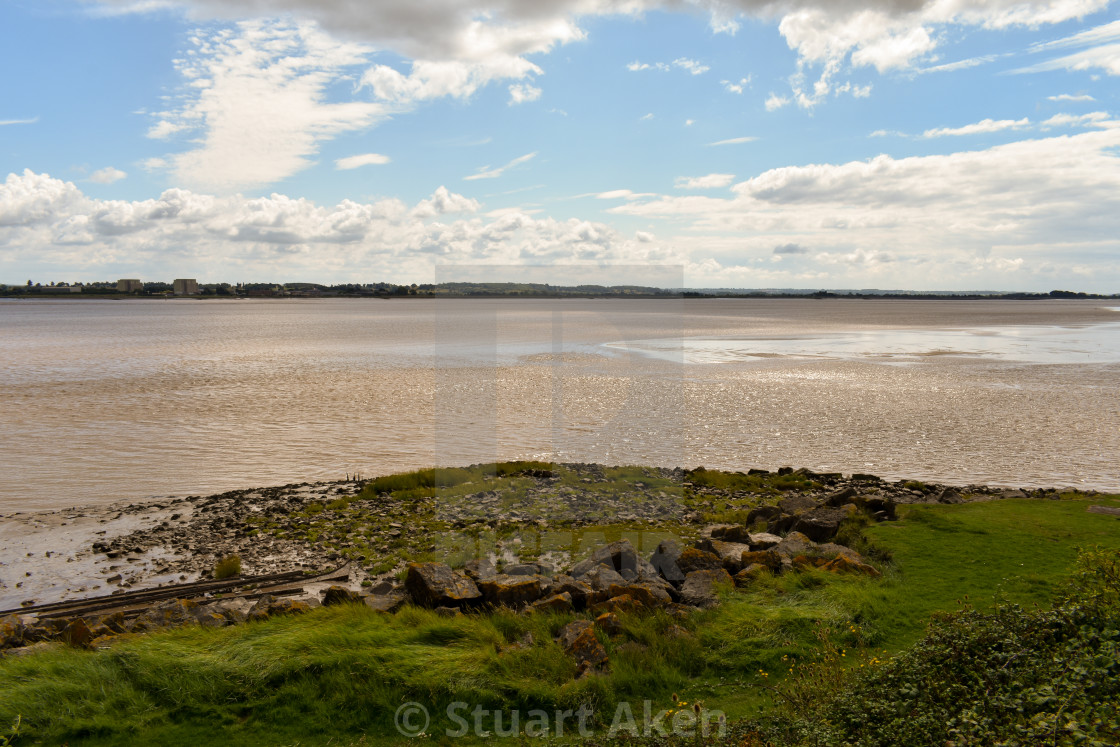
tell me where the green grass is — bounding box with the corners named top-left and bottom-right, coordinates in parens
top-left (3, 494), bottom-right (1119, 744)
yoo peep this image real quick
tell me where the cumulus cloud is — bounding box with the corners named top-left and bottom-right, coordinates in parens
top-left (675, 173), bottom-right (735, 189)
top-left (922, 117), bottom-right (1031, 138)
top-left (673, 57), bottom-right (709, 75)
top-left (1039, 111), bottom-right (1115, 129)
top-left (1048, 93), bottom-right (1095, 101)
top-left (89, 167), bottom-right (128, 184)
top-left (0, 169), bottom-right (677, 280)
top-left (508, 83), bottom-right (542, 105)
top-left (722, 77), bottom-right (750, 93)
top-left (603, 129), bottom-right (1120, 282)
top-left (335, 153), bottom-right (391, 169)
top-left (463, 151), bottom-right (536, 181)
top-left (765, 93), bottom-right (790, 111)
top-left (149, 20), bottom-right (385, 193)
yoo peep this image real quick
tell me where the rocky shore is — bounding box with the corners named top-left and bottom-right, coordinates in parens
top-left (0, 463), bottom-right (1081, 613)
top-left (3, 461), bottom-right (1106, 661)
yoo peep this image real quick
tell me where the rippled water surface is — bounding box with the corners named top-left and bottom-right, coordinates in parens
top-left (3, 297), bottom-right (1119, 511)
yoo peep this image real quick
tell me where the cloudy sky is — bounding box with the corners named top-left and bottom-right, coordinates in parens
top-left (2, 0), bottom-right (1120, 290)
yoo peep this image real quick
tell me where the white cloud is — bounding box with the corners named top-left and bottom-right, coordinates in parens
top-left (463, 151), bottom-right (536, 181)
top-left (922, 117), bottom-right (1031, 138)
top-left (602, 129), bottom-right (1120, 282)
top-left (722, 77), bottom-right (751, 94)
top-left (335, 153), bottom-right (391, 169)
top-left (675, 173), bottom-right (735, 189)
top-left (508, 83), bottom-right (542, 105)
top-left (673, 57), bottom-right (709, 75)
top-left (0, 117), bottom-right (38, 126)
top-left (1048, 93), bottom-right (1096, 101)
top-left (1039, 111), bottom-right (1115, 129)
top-left (1019, 19), bottom-right (1120, 76)
top-left (149, 20), bottom-right (385, 193)
top-left (869, 128), bottom-right (904, 137)
top-left (709, 135), bottom-right (757, 145)
top-left (685, 118), bottom-right (695, 126)
top-left (627, 61), bottom-right (669, 72)
top-left (640, 112), bottom-right (654, 121)
top-left (765, 93), bottom-right (790, 111)
top-left (0, 169), bottom-right (677, 280)
top-left (89, 167), bottom-right (128, 184)
top-left (916, 54), bottom-right (1000, 74)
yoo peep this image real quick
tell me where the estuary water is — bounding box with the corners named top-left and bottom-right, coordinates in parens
top-left (2, 297), bottom-right (1119, 511)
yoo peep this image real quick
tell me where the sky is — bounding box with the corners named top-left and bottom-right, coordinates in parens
top-left (2, 0), bottom-right (1120, 290)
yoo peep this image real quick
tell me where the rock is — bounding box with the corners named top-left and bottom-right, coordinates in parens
top-left (504, 564), bottom-right (544, 576)
top-left (367, 580), bottom-right (395, 595)
top-left (195, 612), bottom-right (229, 628)
top-left (824, 487), bottom-right (859, 506)
top-left (748, 532), bottom-right (782, 550)
top-left (548, 575), bottom-right (593, 608)
top-left (531, 592), bottom-right (573, 613)
top-left (773, 531), bottom-right (816, 558)
top-left (557, 620), bottom-right (608, 668)
top-left (679, 569), bottom-right (733, 608)
top-left (132, 598), bottom-right (200, 631)
top-left (665, 624), bottom-right (692, 639)
top-left (606, 581), bottom-right (673, 608)
top-left (822, 554), bottom-right (881, 577)
top-left (696, 539), bottom-right (752, 573)
top-left (364, 591), bottom-right (407, 614)
top-left (322, 585), bottom-right (363, 606)
top-left (462, 558), bottom-right (497, 580)
top-left (572, 540), bottom-right (657, 581)
top-left (649, 539), bottom-right (686, 584)
top-left (0, 615), bottom-right (25, 649)
top-left (862, 496), bottom-right (897, 520)
top-left (581, 564), bottom-right (626, 593)
top-left (476, 574), bottom-right (547, 607)
top-left (740, 550), bottom-right (781, 572)
top-left (595, 612), bottom-right (622, 635)
top-left (434, 606), bottom-right (462, 617)
top-left (593, 594), bottom-right (639, 614)
top-left (745, 505), bottom-right (782, 528)
top-left (733, 564), bottom-right (770, 587)
top-left (61, 618), bottom-right (92, 648)
top-left (937, 489), bottom-right (965, 504)
top-left (815, 543), bottom-right (866, 564)
top-left (404, 562), bottom-right (481, 608)
top-left (791, 506), bottom-right (855, 543)
top-left (778, 494), bottom-right (818, 514)
top-left (676, 548), bottom-right (724, 574)
top-left (247, 595), bottom-right (310, 621)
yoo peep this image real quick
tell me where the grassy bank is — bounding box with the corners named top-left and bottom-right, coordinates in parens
top-left (2, 493), bottom-right (1118, 745)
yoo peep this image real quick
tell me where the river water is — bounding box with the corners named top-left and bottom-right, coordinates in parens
top-left (2, 297), bottom-right (1119, 511)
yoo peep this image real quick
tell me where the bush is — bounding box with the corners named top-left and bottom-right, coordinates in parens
top-left (213, 554), bottom-right (241, 579)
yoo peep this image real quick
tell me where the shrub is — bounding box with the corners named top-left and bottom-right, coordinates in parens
top-left (213, 554), bottom-right (241, 580)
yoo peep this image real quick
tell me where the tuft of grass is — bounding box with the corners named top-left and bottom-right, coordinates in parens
top-left (212, 554), bottom-right (241, 580)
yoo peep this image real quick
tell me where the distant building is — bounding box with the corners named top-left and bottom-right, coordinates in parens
top-left (173, 278), bottom-right (200, 296)
top-left (117, 278), bottom-right (143, 293)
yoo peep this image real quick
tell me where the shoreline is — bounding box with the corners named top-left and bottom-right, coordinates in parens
top-left (1, 463), bottom-right (1111, 612)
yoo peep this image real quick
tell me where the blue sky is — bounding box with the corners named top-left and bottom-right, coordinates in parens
top-left (2, 0), bottom-right (1120, 290)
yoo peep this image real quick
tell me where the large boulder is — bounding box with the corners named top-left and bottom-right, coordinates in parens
top-left (748, 532), bottom-right (782, 550)
top-left (0, 615), bottom-right (25, 649)
top-left (364, 590), bottom-right (408, 614)
top-left (322, 585), bottom-right (364, 606)
top-left (649, 539), bottom-right (686, 584)
top-left (462, 557), bottom-right (497, 581)
top-left (745, 505), bottom-right (782, 529)
top-left (676, 548), bottom-right (724, 574)
top-left (822, 555), bottom-right (882, 578)
top-left (548, 575), bottom-right (594, 609)
top-left (791, 506), bottom-right (856, 543)
top-left (740, 550), bottom-right (781, 572)
top-left (774, 531), bottom-right (816, 559)
top-left (557, 620), bottom-right (608, 668)
top-left (404, 562), bottom-right (481, 608)
top-left (778, 494), bottom-right (818, 515)
top-left (531, 592), bottom-right (573, 613)
top-left (696, 538), bottom-right (753, 573)
top-left (476, 574), bottom-right (547, 607)
top-left (680, 570), bottom-right (733, 608)
top-left (572, 540), bottom-right (659, 582)
top-left (606, 581), bottom-right (673, 608)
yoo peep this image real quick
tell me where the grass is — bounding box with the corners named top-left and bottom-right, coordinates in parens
top-left (3, 494), bottom-right (1119, 744)
top-left (211, 555), bottom-right (241, 580)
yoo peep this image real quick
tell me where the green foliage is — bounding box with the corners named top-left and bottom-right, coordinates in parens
top-left (0, 716), bottom-right (20, 746)
top-left (757, 546), bottom-right (1120, 746)
top-left (211, 554), bottom-right (241, 580)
